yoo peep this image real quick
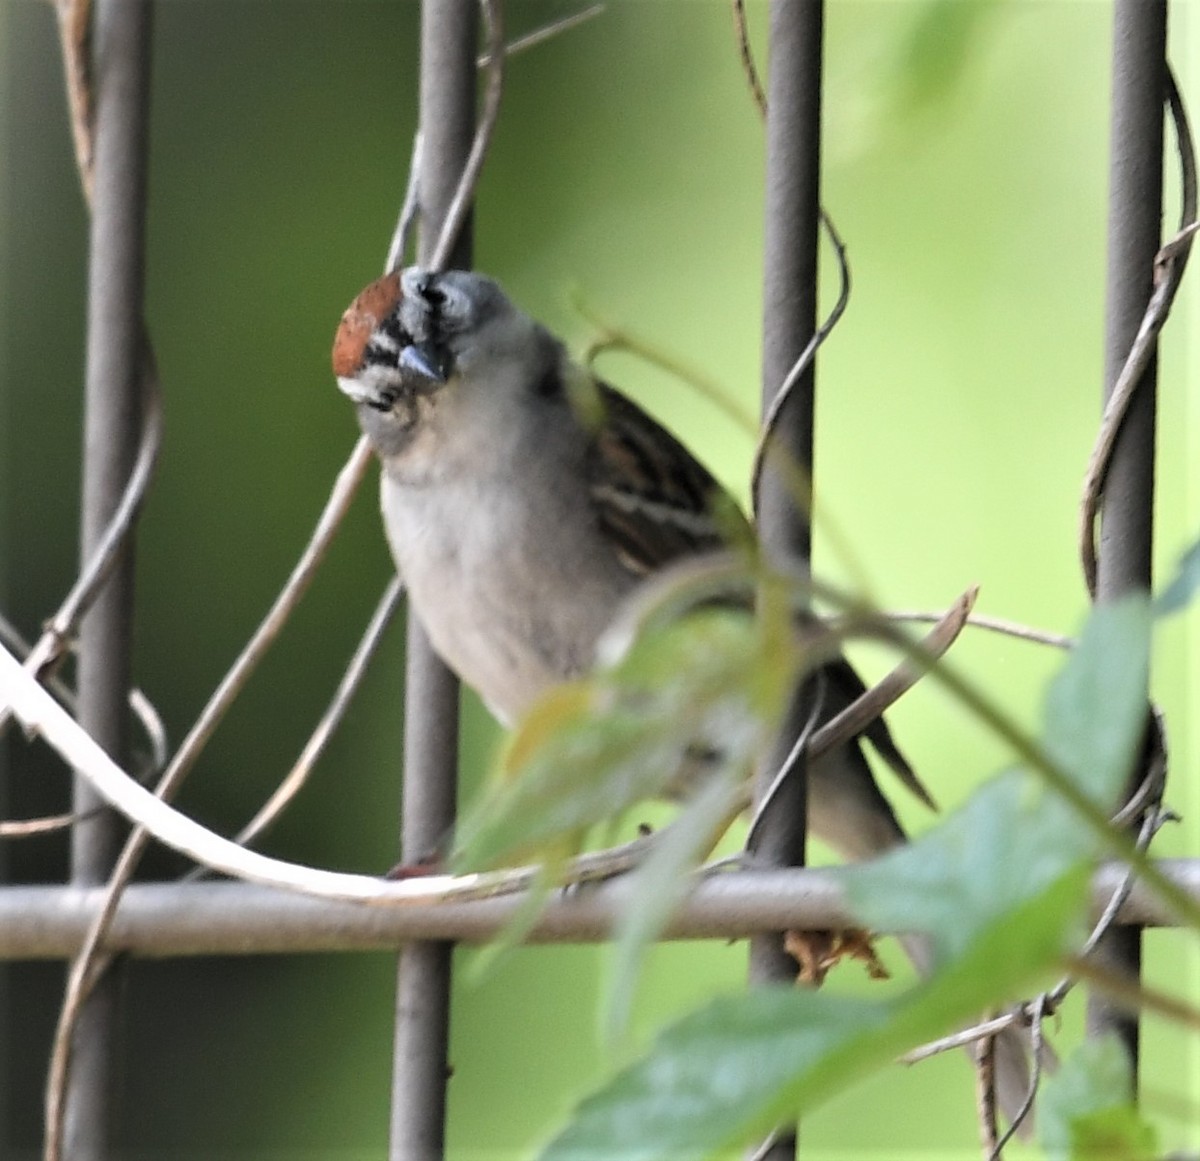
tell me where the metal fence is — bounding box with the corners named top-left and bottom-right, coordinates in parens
top-left (1, 1), bottom-right (1196, 1158)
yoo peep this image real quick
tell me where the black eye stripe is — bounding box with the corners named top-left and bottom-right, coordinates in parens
top-left (381, 314), bottom-right (410, 345)
top-left (363, 342), bottom-right (394, 366)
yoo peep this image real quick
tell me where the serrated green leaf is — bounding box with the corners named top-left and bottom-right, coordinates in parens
top-left (1039, 1037), bottom-right (1158, 1161)
top-left (1041, 594), bottom-right (1151, 811)
top-left (1154, 535), bottom-right (1200, 618)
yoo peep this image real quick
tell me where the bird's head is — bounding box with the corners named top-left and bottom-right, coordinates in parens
top-left (332, 267), bottom-right (529, 410)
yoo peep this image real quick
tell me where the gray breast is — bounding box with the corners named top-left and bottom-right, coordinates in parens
top-left (380, 468), bottom-right (635, 725)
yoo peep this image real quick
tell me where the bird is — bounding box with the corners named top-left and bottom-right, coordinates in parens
top-left (332, 266), bottom-right (1034, 1124)
top-left (333, 266), bottom-right (935, 857)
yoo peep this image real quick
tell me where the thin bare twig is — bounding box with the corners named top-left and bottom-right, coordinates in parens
top-left (52, 0), bottom-right (95, 202)
top-left (749, 209), bottom-right (851, 522)
top-left (903, 1013), bottom-right (1021, 1066)
top-left (428, 0), bottom-right (505, 272)
top-left (0, 612), bottom-right (167, 789)
top-left (744, 668), bottom-right (827, 855)
top-left (745, 587), bottom-right (975, 851)
top-left (385, 132), bottom-right (424, 275)
top-left (477, 2), bottom-right (603, 67)
top-left (903, 806), bottom-right (1173, 1073)
top-left (34, 359), bottom-right (161, 653)
top-left (206, 575), bottom-right (405, 861)
top-left (1055, 807), bottom-right (1171, 988)
top-left (0, 757), bottom-right (167, 840)
top-left (814, 586), bottom-right (976, 759)
top-left (0, 357), bottom-right (164, 739)
top-left (988, 995), bottom-right (1048, 1159)
top-left (47, 1), bottom-right (511, 1131)
top-left (1079, 69), bottom-right (1196, 596)
top-left (578, 299), bottom-right (760, 437)
top-left (884, 609), bottom-right (1073, 651)
top-left (730, 0), bottom-right (766, 117)
top-left (0, 812), bottom-right (80, 839)
top-left (126, 688), bottom-right (168, 776)
top-left (44, 437), bottom-right (376, 1154)
top-left (1109, 709), bottom-right (1167, 827)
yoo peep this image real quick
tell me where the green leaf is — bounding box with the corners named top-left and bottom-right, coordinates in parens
top-left (842, 771), bottom-right (1090, 971)
top-left (540, 864), bottom-right (1085, 1161)
top-left (452, 608), bottom-right (799, 874)
top-left (543, 592), bottom-right (1161, 1158)
top-left (603, 771), bottom-right (745, 1041)
top-left (843, 594), bottom-right (1151, 977)
top-left (1039, 1037), bottom-right (1158, 1161)
top-left (1154, 535), bottom-right (1200, 618)
top-left (541, 753), bottom-right (1093, 1161)
top-left (462, 862), bottom-right (559, 985)
top-left (1041, 593), bottom-right (1151, 812)
top-left (540, 989), bottom-right (891, 1161)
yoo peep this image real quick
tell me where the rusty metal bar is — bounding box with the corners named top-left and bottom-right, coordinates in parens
top-left (749, 2), bottom-right (824, 1158)
top-left (68, 0), bottom-right (153, 1155)
top-left (1086, 0), bottom-right (1168, 1078)
top-left (389, 3), bottom-right (476, 1159)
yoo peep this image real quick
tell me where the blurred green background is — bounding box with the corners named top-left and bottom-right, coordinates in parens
top-left (1, 0), bottom-right (1198, 1157)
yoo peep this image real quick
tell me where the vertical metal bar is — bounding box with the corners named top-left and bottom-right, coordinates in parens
top-left (0, 6), bottom-right (11, 1151)
top-left (68, 0), bottom-right (153, 1156)
top-left (1087, 0), bottom-right (1167, 1078)
top-left (388, 3), bottom-right (475, 1158)
top-left (748, 2), bottom-right (823, 1158)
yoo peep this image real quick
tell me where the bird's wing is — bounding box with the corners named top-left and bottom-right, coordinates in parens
top-left (585, 383), bottom-right (745, 575)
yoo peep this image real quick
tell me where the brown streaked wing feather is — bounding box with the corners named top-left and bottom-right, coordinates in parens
top-left (586, 384), bottom-right (737, 574)
top-left (583, 384), bottom-right (932, 814)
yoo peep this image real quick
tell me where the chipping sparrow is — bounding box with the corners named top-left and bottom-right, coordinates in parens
top-left (333, 266), bottom-right (1035, 1125)
top-left (333, 267), bottom-right (933, 860)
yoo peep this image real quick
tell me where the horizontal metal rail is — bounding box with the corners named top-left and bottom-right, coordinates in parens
top-left (0, 860), bottom-right (1194, 960)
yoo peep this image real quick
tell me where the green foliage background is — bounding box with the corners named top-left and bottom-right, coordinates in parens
top-left (1, 0), bottom-right (1197, 1157)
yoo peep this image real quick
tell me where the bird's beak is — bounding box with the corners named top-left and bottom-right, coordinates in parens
top-left (399, 341), bottom-right (449, 386)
